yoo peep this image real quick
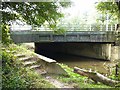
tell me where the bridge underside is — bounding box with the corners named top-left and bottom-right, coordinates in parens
top-left (35, 42), bottom-right (112, 60)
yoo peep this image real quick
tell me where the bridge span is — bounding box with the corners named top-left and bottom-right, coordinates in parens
top-left (10, 30), bottom-right (117, 43)
top-left (10, 25), bottom-right (120, 61)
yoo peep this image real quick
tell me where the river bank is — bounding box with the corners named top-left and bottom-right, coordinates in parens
top-left (4, 45), bottom-right (117, 88)
top-left (21, 43), bottom-right (120, 75)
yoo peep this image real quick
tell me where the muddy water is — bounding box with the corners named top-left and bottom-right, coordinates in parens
top-left (53, 53), bottom-right (114, 75)
top-left (23, 43), bottom-right (119, 75)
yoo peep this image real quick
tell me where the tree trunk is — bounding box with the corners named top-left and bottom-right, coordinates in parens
top-left (74, 67), bottom-right (120, 87)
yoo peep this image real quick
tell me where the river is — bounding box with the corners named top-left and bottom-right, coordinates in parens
top-left (23, 43), bottom-right (120, 75)
top-left (51, 53), bottom-right (114, 75)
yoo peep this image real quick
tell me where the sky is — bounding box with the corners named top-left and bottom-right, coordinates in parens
top-left (62, 0), bottom-right (99, 23)
top-left (65, 0), bottom-right (97, 16)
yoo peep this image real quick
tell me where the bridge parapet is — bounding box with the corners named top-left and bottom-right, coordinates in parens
top-left (10, 30), bottom-right (117, 43)
top-left (10, 24), bottom-right (117, 31)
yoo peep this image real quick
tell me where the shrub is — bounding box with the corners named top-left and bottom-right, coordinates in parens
top-left (2, 49), bottom-right (54, 88)
top-left (1, 24), bottom-right (12, 45)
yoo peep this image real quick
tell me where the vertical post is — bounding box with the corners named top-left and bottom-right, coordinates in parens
top-left (115, 64), bottom-right (119, 77)
top-left (106, 24), bottom-right (108, 31)
top-left (111, 25), bottom-right (113, 31)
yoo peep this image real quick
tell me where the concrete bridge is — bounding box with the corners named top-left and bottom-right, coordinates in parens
top-left (10, 24), bottom-right (118, 43)
top-left (10, 30), bottom-right (117, 43)
top-left (10, 24), bottom-right (120, 61)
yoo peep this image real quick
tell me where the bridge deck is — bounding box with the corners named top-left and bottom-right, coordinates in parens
top-left (10, 30), bottom-right (117, 43)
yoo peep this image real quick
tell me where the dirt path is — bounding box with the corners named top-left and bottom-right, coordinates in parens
top-left (43, 75), bottom-right (74, 88)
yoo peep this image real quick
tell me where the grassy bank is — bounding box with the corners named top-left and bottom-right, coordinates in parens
top-left (1, 43), bottom-right (120, 89)
top-left (52, 63), bottom-right (112, 88)
top-left (2, 44), bottom-right (54, 88)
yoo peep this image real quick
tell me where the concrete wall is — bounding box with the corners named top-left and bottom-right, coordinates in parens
top-left (35, 42), bottom-right (112, 60)
top-left (11, 31), bottom-right (116, 43)
top-left (111, 46), bottom-right (119, 61)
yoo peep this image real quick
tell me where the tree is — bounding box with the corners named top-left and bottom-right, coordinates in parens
top-left (96, 1), bottom-right (120, 24)
top-left (1, 1), bottom-right (71, 27)
top-left (1, 1), bottom-right (71, 44)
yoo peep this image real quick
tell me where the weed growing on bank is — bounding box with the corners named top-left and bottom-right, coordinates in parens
top-left (1, 43), bottom-right (120, 89)
top-left (56, 63), bottom-right (112, 88)
top-left (2, 44), bottom-right (54, 89)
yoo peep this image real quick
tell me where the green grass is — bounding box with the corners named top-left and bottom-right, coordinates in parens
top-left (2, 43), bottom-right (55, 88)
top-left (55, 63), bottom-right (112, 88)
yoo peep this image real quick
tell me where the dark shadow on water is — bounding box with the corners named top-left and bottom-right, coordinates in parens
top-left (38, 52), bottom-right (111, 74)
top-left (44, 52), bottom-right (110, 62)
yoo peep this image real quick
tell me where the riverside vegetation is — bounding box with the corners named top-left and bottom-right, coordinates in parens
top-left (2, 44), bottom-right (55, 89)
top-left (1, 22), bottom-right (120, 88)
top-left (1, 25), bottom-right (120, 88)
top-left (1, 43), bottom-right (120, 89)
top-left (1, 1), bottom-right (120, 89)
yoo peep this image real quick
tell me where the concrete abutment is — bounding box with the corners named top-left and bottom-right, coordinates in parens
top-left (35, 42), bottom-right (114, 60)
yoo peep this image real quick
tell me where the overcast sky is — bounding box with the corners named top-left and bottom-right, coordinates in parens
top-left (62, 0), bottom-right (98, 23)
top-left (68, 0), bottom-right (97, 15)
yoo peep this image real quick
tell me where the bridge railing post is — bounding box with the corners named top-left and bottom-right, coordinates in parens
top-left (115, 24), bottom-right (117, 31)
top-left (110, 25), bottom-right (113, 31)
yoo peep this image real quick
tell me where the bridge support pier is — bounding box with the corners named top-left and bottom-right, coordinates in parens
top-left (35, 42), bottom-right (112, 60)
top-left (98, 44), bottom-right (111, 60)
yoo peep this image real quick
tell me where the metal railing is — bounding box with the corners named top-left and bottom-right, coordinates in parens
top-left (10, 24), bottom-right (117, 31)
